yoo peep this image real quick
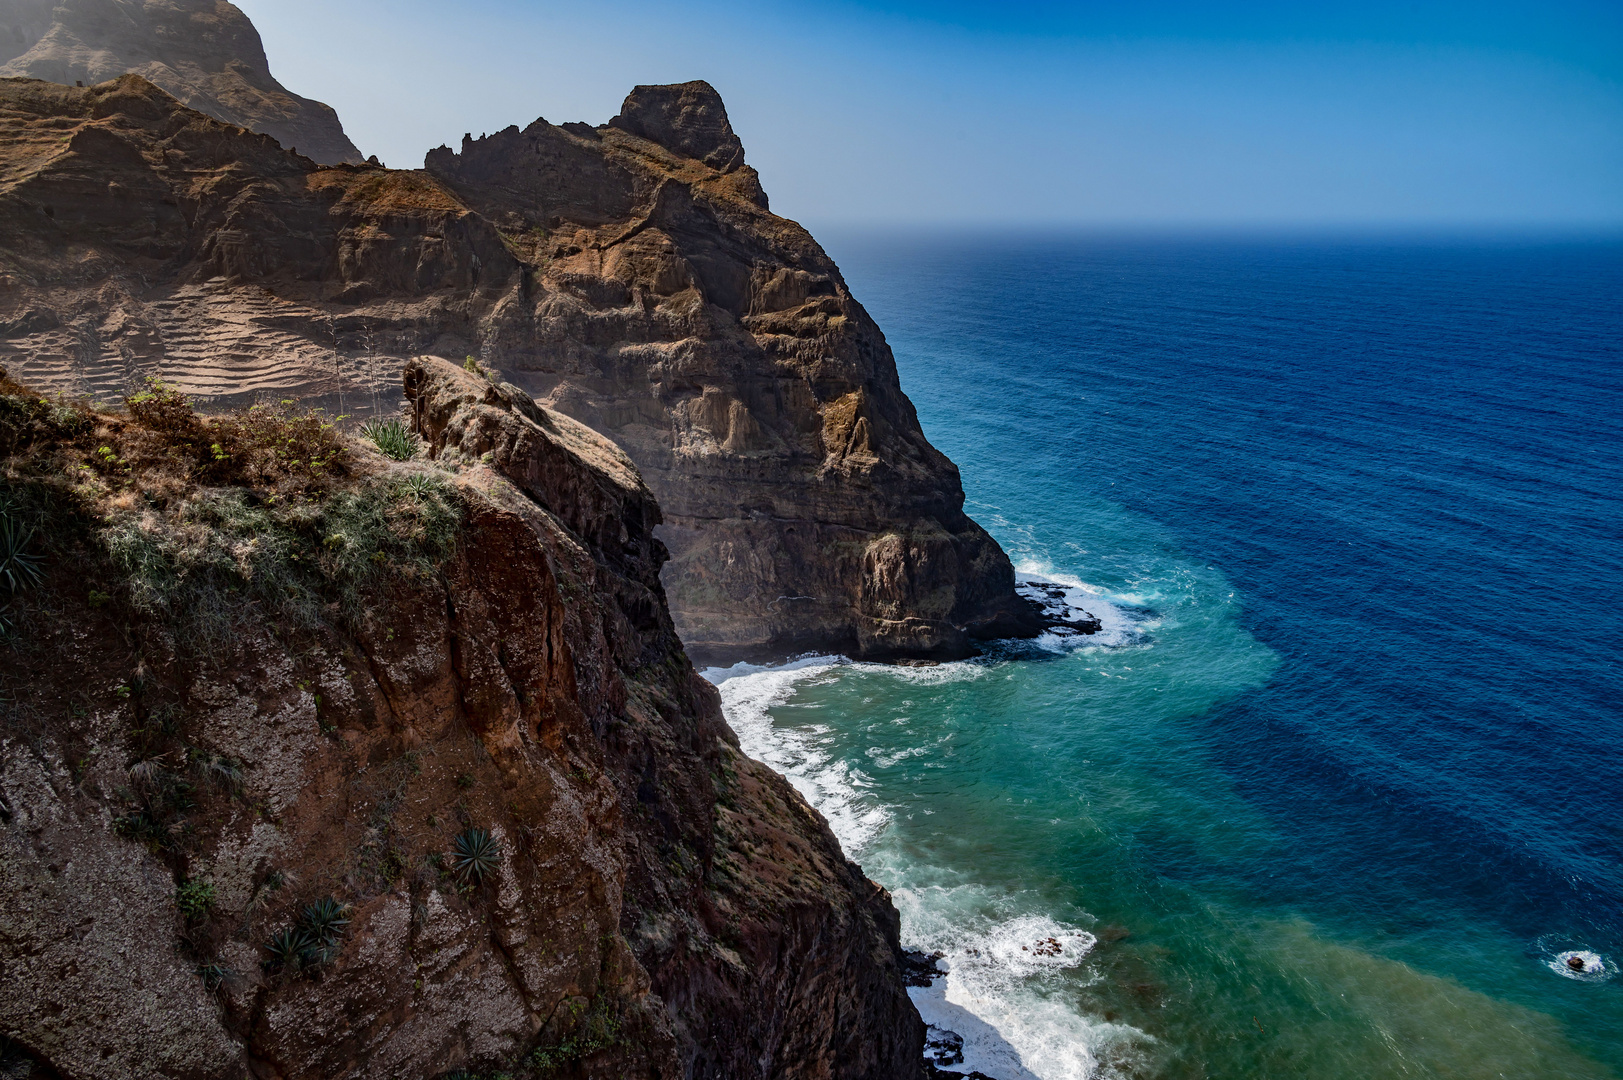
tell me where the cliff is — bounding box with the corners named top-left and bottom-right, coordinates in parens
top-left (0, 72), bottom-right (1070, 663)
top-left (0, 357), bottom-right (923, 1078)
top-left (0, 0), bottom-right (361, 165)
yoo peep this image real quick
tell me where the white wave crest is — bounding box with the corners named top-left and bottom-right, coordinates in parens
top-left (900, 895), bottom-right (1148, 1080)
top-left (1548, 949), bottom-right (1612, 982)
top-left (704, 656), bottom-right (892, 854)
top-left (1015, 569), bottom-right (1141, 651)
top-left (707, 658), bottom-right (1151, 1079)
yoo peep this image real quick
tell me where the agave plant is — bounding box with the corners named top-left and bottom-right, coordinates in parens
top-left (263, 926), bottom-right (314, 971)
top-left (298, 897), bottom-right (350, 946)
top-left (0, 510), bottom-right (42, 596)
top-left (451, 827), bottom-right (502, 886)
top-left (360, 417), bottom-right (418, 461)
top-left (396, 473), bottom-right (440, 500)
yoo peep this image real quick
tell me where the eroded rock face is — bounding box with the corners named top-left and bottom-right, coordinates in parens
top-left (0, 72), bottom-right (1045, 661)
top-left (0, 357), bottom-right (923, 1078)
top-left (0, 0), bottom-right (361, 165)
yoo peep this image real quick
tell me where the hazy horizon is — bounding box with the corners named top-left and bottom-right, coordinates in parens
top-left (237, 0), bottom-right (1623, 231)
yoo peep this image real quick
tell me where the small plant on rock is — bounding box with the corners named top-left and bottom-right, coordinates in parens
top-left (360, 417), bottom-right (418, 461)
top-left (0, 504), bottom-right (43, 635)
top-left (175, 878), bottom-right (215, 920)
top-left (397, 473), bottom-right (441, 500)
top-left (300, 897), bottom-right (350, 942)
top-left (451, 827), bottom-right (501, 886)
top-left (189, 750), bottom-right (245, 795)
top-left (263, 926), bottom-right (314, 972)
top-left (263, 895), bottom-right (351, 973)
top-left (0, 509), bottom-right (43, 595)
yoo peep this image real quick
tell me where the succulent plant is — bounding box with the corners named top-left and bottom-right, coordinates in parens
top-left (263, 926), bottom-right (314, 971)
top-left (451, 827), bottom-right (501, 885)
top-left (298, 897), bottom-right (350, 945)
top-left (360, 417), bottom-right (417, 461)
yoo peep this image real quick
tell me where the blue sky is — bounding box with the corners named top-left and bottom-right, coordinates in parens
top-left (237, 1), bottom-right (1623, 228)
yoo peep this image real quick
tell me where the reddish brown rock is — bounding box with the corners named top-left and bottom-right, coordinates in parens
top-left (0, 72), bottom-right (1050, 663)
top-left (0, 0), bottom-right (361, 165)
top-left (0, 359), bottom-right (924, 1078)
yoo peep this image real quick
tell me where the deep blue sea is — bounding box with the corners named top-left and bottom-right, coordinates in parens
top-left (706, 233), bottom-right (1623, 1079)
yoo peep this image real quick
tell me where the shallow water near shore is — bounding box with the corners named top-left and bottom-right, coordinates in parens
top-left (706, 232), bottom-right (1622, 1079)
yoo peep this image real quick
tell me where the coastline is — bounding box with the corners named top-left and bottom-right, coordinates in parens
top-left (702, 572), bottom-right (1150, 1080)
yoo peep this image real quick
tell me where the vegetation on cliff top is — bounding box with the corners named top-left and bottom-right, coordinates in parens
top-left (0, 368), bottom-right (461, 649)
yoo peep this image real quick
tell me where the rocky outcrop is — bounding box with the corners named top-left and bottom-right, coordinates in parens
top-left (0, 358), bottom-right (924, 1078)
top-left (0, 69), bottom-right (1057, 661)
top-left (0, 0), bottom-right (361, 164)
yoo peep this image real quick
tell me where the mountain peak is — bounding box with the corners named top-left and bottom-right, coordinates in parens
top-left (0, 0), bottom-right (361, 164)
top-left (609, 79), bottom-right (745, 171)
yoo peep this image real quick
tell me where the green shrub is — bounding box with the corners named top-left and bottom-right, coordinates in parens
top-left (175, 878), bottom-right (215, 919)
top-left (113, 805), bottom-right (173, 849)
top-left (125, 378), bottom-right (204, 442)
top-left (100, 474), bottom-right (460, 647)
top-left (208, 399), bottom-right (348, 484)
top-left (263, 896), bottom-right (349, 973)
top-left (114, 756), bottom-right (195, 852)
top-left (0, 509), bottom-right (42, 595)
top-left (121, 381), bottom-right (348, 486)
top-left (528, 999), bottom-right (624, 1074)
top-left (360, 417), bottom-right (418, 461)
top-left (0, 366), bottom-right (90, 452)
top-left (0, 503), bottom-right (43, 634)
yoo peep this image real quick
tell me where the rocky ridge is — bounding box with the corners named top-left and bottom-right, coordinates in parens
top-left (0, 72), bottom-right (1089, 662)
top-left (0, 357), bottom-right (923, 1078)
top-left (0, 0), bottom-right (361, 165)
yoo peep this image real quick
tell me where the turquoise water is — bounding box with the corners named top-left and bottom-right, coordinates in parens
top-left (706, 234), bottom-right (1622, 1079)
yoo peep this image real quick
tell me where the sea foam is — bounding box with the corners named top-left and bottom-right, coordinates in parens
top-left (1014, 569), bottom-right (1142, 652)
top-left (706, 658), bottom-right (1152, 1079)
top-left (705, 655), bottom-right (892, 854)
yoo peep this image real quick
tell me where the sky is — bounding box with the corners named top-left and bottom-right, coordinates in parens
top-left (235, 1), bottom-right (1623, 230)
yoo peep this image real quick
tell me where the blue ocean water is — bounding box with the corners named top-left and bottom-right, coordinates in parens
top-left (708, 233), bottom-right (1623, 1078)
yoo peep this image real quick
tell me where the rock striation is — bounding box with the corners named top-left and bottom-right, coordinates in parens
top-left (0, 357), bottom-right (923, 1078)
top-left (0, 0), bottom-right (361, 165)
top-left (0, 72), bottom-right (1067, 661)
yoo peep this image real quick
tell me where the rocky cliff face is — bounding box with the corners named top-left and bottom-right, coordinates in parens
top-left (0, 0), bottom-right (361, 165)
top-left (0, 72), bottom-right (1058, 662)
top-left (0, 357), bottom-right (923, 1078)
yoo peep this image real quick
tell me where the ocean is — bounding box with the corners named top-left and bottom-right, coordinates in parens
top-left (703, 232), bottom-right (1623, 1079)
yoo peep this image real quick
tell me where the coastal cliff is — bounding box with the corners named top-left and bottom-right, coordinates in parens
top-left (0, 72), bottom-right (1058, 662)
top-left (0, 0), bottom-right (361, 165)
top-left (0, 358), bottom-right (923, 1078)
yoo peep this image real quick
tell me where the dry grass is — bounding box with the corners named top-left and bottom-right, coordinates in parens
top-left (0, 368), bottom-right (462, 651)
top-left (309, 168), bottom-right (467, 215)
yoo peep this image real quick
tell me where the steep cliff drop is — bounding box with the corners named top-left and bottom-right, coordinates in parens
top-left (0, 0), bottom-right (361, 165)
top-left (0, 358), bottom-right (923, 1078)
top-left (0, 74), bottom-right (1087, 664)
